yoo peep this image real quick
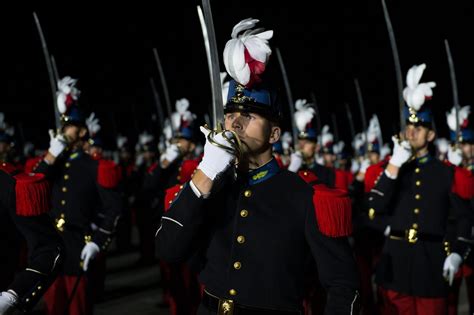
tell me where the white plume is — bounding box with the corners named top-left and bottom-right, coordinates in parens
top-left (367, 114), bottom-right (382, 144)
top-left (117, 135), bottom-right (128, 149)
top-left (86, 112), bottom-right (101, 136)
top-left (321, 125), bottom-right (333, 147)
top-left (294, 99), bottom-right (315, 132)
top-left (56, 76), bottom-right (81, 114)
top-left (352, 132), bottom-right (366, 151)
top-left (333, 141), bottom-right (345, 155)
top-left (446, 105), bottom-right (471, 132)
top-left (223, 18), bottom-right (273, 86)
top-left (435, 138), bottom-right (449, 154)
top-left (139, 132), bottom-right (154, 145)
top-left (281, 131), bottom-right (293, 151)
top-left (380, 143), bottom-right (391, 160)
top-left (402, 64), bottom-right (436, 110)
top-left (221, 72), bottom-right (230, 105)
top-left (163, 119), bottom-right (172, 141)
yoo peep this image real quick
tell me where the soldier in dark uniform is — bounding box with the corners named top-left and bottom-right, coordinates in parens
top-left (288, 100), bottom-right (335, 187)
top-left (156, 19), bottom-right (359, 314)
top-left (34, 77), bottom-right (122, 315)
top-left (367, 64), bottom-right (471, 315)
top-left (0, 162), bottom-right (63, 314)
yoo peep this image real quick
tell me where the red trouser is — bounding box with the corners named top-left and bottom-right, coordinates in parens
top-left (43, 275), bottom-right (92, 315)
top-left (379, 287), bottom-right (447, 315)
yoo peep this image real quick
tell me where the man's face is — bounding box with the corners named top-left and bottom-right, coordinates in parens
top-left (461, 143), bottom-right (474, 160)
top-left (0, 142), bottom-right (10, 155)
top-left (224, 111), bottom-right (279, 156)
top-left (297, 139), bottom-right (317, 159)
top-left (323, 153), bottom-right (336, 166)
top-left (173, 138), bottom-right (195, 156)
top-left (62, 124), bottom-right (87, 146)
top-left (404, 124), bottom-right (434, 152)
top-left (89, 146), bottom-right (103, 158)
top-left (368, 152), bottom-right (380, 165)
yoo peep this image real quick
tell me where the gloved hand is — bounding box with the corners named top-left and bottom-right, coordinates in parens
top-left (161, 143), bottom-right (180, 164)
top-left (443, 253), bottom-right (462, 285)
top-left (287, 151), bottom-right (303, 173)
top-left (0, 291), bottom-right (18, 315)
top-left (384, 225), bottom-right (391, 237)
top-left (197, 127), bottom-right (237, 180)
top-left (135, 153), bottom-right (144, 167)
top-left (48, 129), bottom-right (67, 158)
top-left (80, 242), bottom-right (100, 272)
top-left (388, 136), bottom-right (412, 167)
top-left (447, 146), bottom-right (463, 166)
top-left (358, 158), bottom-right (371, 174)
top-left (350, 160), bottom-right (360, 174)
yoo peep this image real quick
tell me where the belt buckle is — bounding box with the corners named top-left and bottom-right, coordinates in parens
top-left (218, 299), bottom-right (234, 315)
top-left (406, 228), bottom-right (418, 244)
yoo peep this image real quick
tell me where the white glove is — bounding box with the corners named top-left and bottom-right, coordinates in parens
top-left (135, 153), bottom-right (144, 167)
top-left (288, 151), bottom-right (303, 173)
top-left (350, 160), bottom-right (360, 174)
top-left (197, 127), bottom-right (237, 180)
top-left (388, 136), bottom-right (412, 167)
top-left (443, 253), bottom-right (462, 285)
top-left (48, 129), bottom-right (67, 158)
top-left (0, 291), bottom-right (18, 315)
top-left (80, 242), bottom-right (100, 272)
top-left (359, 158), bottom-right (370, 174)
top-left (384, 225), bottom-right (391, 237)
top-left (447, 146), bottom-right (463, 166)
top-left (161, 144), bottom-right (180, 164)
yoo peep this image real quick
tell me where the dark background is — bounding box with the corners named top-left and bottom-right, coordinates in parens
top-left (1, 0), bottom-right (473, 150)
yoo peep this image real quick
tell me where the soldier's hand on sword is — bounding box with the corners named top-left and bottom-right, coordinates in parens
top-left (287, 151), bottom-right (303, 173)
top-left (388, 135), bottom-right (411, 168)
top-left (0, 290), bottom-right (18, 315)
top-left (443, 253), bottom-right (462, 286)
top-left (80, 242), bottom-right (100, 272)
top-left (447, 146), bottom-right (462, 166)
top-left (47, 129), bottom-right (67, 158)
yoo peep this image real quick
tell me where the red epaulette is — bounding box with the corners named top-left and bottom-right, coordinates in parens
top-left (14, 172), bottom-right (51, 216)
top-left (164, 184), bottom-right (185, 212)
top-left (178, 159), bottom-right (200, 184)
top-left (298, 170), bottom-right (318, 184)
top-left (147, 161), bottom-right (159, 174)
top-left (0, 161), bottom-right (17, 175)
top-left (334, 169), bottom-right (351, 191)
top-left (97, 159), bottom-right (121, 189)
top-left (451, 166), bottom-right (474, 199)
top-left (24, 156), bottom-right (43, 174)
top-left (274, 155), bottom-right (284, 169)
top-left (313, 184), bottom-right (352, 237)
top-left (364, 160), bottom-right (387, 193)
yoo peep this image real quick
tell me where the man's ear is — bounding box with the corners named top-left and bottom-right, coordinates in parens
top-left (427, 129), bottom-right (436, 142)
top-left (269, 126), bottom-right (281, 144)
top-left (79, 127), bottom-right (88, 139)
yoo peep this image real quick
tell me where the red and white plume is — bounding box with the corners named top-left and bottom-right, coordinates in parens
top-left (171, 98), bottom-right (196, 131)
top-left (294, 99), bottom-right (315, 133)
top-left (320, 125), bottom-right (334, 147)
top-left (333, 141), bottom-right (345, 155)
top-left (57, 76), bottom-right (80, 114)
top-left (139, 131), bottom-right (154, 146)
top-left (86, 112), bottom-right (101, 136)
top-left (223, 18), bottom-right (273, 87)
top-left (446, 105), bottom-right (471, 131)
top-left (116, 135), bottom-right (128, 149)
top-left (352, 132), bottom-right (366, 152)
top-left (221, 72), bottom-right (230, 105)
top-left (281, 131), bottom-right (293, 151)
top-left (402, 64), bottom-right (436, 111)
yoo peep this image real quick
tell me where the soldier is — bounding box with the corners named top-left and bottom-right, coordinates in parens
top-left (34, 77), bottom-right (122, 315)
top-left (367, 64), bottom-right (471, 315)
top-left (0, 162), bottom-right (63, 314)
top-left (156, 18), bottom-right (359, 314)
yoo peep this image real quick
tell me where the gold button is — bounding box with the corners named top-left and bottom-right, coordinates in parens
top-left (64, 174), bottom-right (69, 180)
top-left (62, 187), bottom-right (67, 192)
top-left (65, 162), bottom-right (71, 168)
top-left (237, 235), bottom-right (246, 244)
top-left (415, 181), bottom-right (421, 186)
top-left (229, 289), bottom-right (237, 296)
top-left (303, 172), bottom-right (308, 176)
top-left (25, 298), bottom-right (30, 303)
top-left (32, 292), bottom-right (36, 296)
top-left (415, 194), bottom-right (421, 200)
top-left (61, 200), bottom-right (66, 206)
top-left (177, 176), bottom-right (181, 181)
top-left (414, 208), bottom-right (420, 214)
top-left (415, 168), bottom-right (420, 173)
top-left (168, 200), bottom-right (173, 204)
top-left (368, 208), bottom-right (375, 220)
top-left (233, 261), bottom-right (242, 270)
top-left (240, 210), bottom-right (248, 218)
top-left (412, 223), bottom-right (418, 229)
top-left (244, 190), bottom-right (252, 197)
top-left (38, 286), bottom-right (42, 290)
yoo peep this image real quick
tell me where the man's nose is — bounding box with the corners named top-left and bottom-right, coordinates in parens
top-left (230, 114), bottom-right (244, 131)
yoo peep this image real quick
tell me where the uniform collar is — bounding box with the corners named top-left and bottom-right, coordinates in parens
top-left (67, 149), bottom-right (84, 161)
top-left (415, 153), bottom-right (432, 166)
top-left (246, 158), bottom-right (280, 186)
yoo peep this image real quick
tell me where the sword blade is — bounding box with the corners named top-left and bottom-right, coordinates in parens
top-left (153, 48), bottom-right (174, 136)
top-left (444, 39), bottom-right (460, 144)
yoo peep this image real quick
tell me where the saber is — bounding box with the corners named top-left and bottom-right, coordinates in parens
top-left (152, 48), bottom-right (174, 136)
top-left (276, 47), bottom-right (298, 144)
top-left (51, 55), bottom-right (60, 85)
top-left (33, 12), bottom-right (61, 131)
top-left (354, 79), bottom-right (368, 154)
top-left (197, 1), bottom-right (224, 130)
top-left (444, 39), bottom-right (460, 145)
top-left (331, 113), bottom-right (339, 143)
top-left (310, 92), bottom-right (322, 146)
top-left (344, 103), bottom-right (356, 141)
top-left (381, 0), bottom-right (405, 131)
top-left (149, 77), bottom-right (165, 131)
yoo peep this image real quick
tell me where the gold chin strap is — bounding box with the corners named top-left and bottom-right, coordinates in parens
top-left (204, 125), bottom-right (243, 162)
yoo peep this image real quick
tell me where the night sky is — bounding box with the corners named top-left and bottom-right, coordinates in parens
top-left (1, 1), bottom-right (473, 150)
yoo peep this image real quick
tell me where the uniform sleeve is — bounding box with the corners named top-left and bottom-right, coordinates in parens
top-left (366, 171), bottom-right (398, 215)
top-left (304, 194), bottom-right (360, 314)
top-left (155, 183), bottom-right (206, 262)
